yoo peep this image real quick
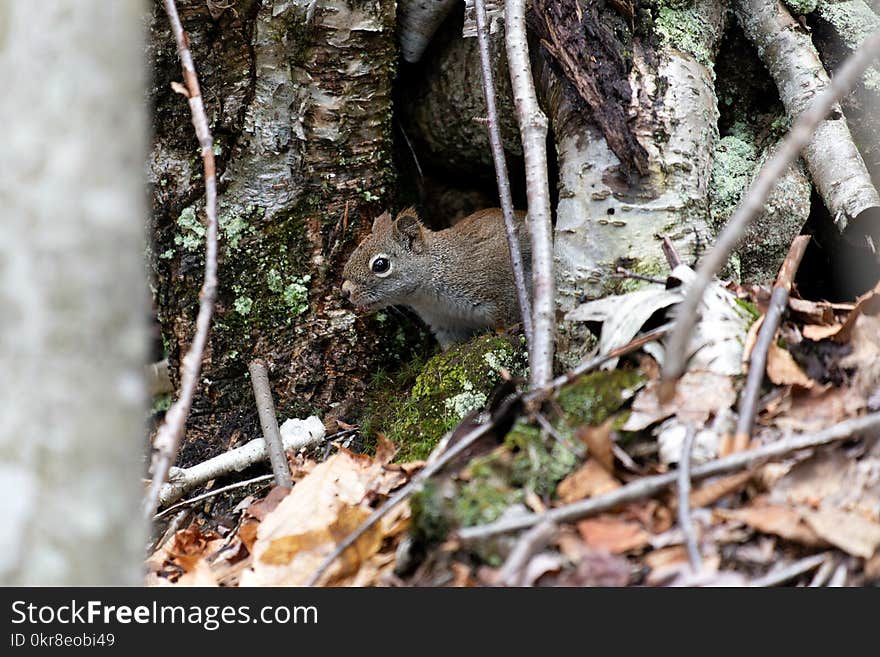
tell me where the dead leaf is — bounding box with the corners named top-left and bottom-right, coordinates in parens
top-left (716, 503), bottom-right (825, 547)
top-left (766, 343), bottom-right (814, 388)
top-left (623, 371), bottom-right (736, 430)
top-left (803, 324), bottom-right (843, 341)
top-left (245, 485), bottom-right (291, 521)
top-left (374, 434), bottom-right (398, 464)
top-left (577, 516), bottom-right (650, 554)
top-left (802, 508), bottom-right (880, 559)
top-left (690, 471), bottom-right (753, 508)
top-left (576, 420), bottom-right (615, 472)
top-left (556, 460), bottom-right (620, 504)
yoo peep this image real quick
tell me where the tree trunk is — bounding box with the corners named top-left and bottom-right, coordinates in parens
top-left (0, 0), bottom-right (147, 585)
top-left (148, 0), bottom-right (402, 463)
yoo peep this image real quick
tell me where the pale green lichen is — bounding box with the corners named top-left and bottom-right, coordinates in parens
top-left (709, 134), bottom-right (757, 228)
top-left (654, 4), bottom-right (715, 66)
top-left (233, 296), bottom-right (253, 315)
top-left (817, 0), bottom-right (880, 91)
top-left (783, 0), bottom-right (818, 15)
top-left (443, 381), bottom-right (488, 420)
top-left (282, 276), bottom-right (311, 315)
top-left (174, 206), bottom-right (205, 252)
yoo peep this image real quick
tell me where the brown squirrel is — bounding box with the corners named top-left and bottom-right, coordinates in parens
top-left (341, 207), bottom-right (531, 348)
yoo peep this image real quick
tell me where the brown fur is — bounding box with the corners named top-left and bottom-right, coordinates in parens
top-left (341, 208), bottom-right (531, 348)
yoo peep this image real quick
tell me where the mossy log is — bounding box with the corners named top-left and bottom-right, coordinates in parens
top-left (148, 0), bottom-right (406, 462)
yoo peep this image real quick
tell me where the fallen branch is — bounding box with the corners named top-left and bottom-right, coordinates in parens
top-left (504, 0), bottom-right (554, 388)
top-left (248, 359), bottom-right (293, 488)
top-left (154, 473), bottom-right (275, 520)
top-left (736, 0), bottom-right (880, 233)
top-left (457, 410), bottom-right (880, 541)
top-left (306, 325), bottom-right (669, 585)
top-left (732, 235), bottom-right (811, 451)
top-left (144, 0), bottom-right (219, 520)
top-left (473, 0), bottom-right (534, 352)
top-left (157, 416), bottom-right (324, 508)
top-left (661, 30), bottom-right (880, 390)
top-left (677, 425), bottom-right (702, 573)
top-left (750, 552), bottom-right (829, 587)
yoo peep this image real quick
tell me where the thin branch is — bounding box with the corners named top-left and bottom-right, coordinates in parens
top-left (305, 324), bottom-right (670, 585)
top-left (613, 267), bottom-right (667, 286)
top-left (154, 474), bottom-right (275, 520)
top-left (677, 424), bottom-right (702, 573)
top-left (457, 410), bottom-right (880, 541)
top-left (472, 0), bottom-right (534, 352)
top-left (504, 0), bottom-right (554, 388)
top-left (733, 235), bottom-right (811, 450)
top-left (248, 359), bottom-right (293, 488)
top-left (750, 552), bottom-right (829, 587)
top-left (495, 521), bottom-right (557, 586)
top-left (144, 0), bottom-right (220, 520)
top-left (808, 557), bottom-right (836, 587)
top-left (661, 31), bottom-right (880, 389)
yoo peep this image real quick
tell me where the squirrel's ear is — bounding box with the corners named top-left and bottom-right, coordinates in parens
top-left (393, 213), bottom-right (424, 251)
top-left (372, 211), bottom-right (392, 233)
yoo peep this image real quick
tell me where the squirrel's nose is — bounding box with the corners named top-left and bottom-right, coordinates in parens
top-left (341, 280), bottom-right (353, 300)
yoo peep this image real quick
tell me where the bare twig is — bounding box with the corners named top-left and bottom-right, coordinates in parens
top-left (827, 563), bottom-right (849, 587)
top-left (750, 552), bottom-right (829, 587)
top-left (808, 557), bottom-right (836, 587)
top-left (660, 235), bottom-right (683, 269)
top-left (473, 0), bottom-right (534, 352)
top-left (495, 521), bottom-right (557, 586)
top-left (156, 416), bottom-right (324, 508)
top-left (613, 267), bottom-right (667, 285)
top-left (733, 235), bottom-right (811, 451)
top-left (144, 0), bottom-right (220, 521)
top-left (504, 0), bottom-right (554, 388)
top-left (306, 324), bottom-right (669, 585)
top-left (661, 31), bottom-right (880, 390)
top-left (248, 359), bottom-right (293, 488)
top-left (677, 424), bottom-right (702, 572)
top-left (457, 410), bottom-right (880, 541)
top-left (154, 473), bottom-right (275, 520)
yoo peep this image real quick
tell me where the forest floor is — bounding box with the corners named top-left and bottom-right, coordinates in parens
top-left (145, 263), bottom-right (880, 588)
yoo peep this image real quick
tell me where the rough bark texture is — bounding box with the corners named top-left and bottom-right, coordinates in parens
top-left (0, 0), bottom-right (147, 584)
top-left (148, 0), bottom-right (404, 464)
top-left (735, 0), bottom-right (880, 232)
top-left (540, 0), bottom-right (725, 367)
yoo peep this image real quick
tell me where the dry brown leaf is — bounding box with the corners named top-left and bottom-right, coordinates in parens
top-left (245, 485), bottom-right (291, 521)
top-left (766, 343), bottom-right (814, 388)
top-left (716, 503), bottom-right (825, 547)
top-left (690, 471), bottom-right (753, 508)
top-left (576, 420), bottom-right (615, 473)
top-left (742, 314), bottom-right (764, 367)
top-left (802, 324), bottom-right (843, 341)
top-left (775, 387), bottom-right (865, 433)
top-left (802, 508), bottom-right (880, 559)
top-left (240, 450), bottom-right (407, 586)
top-left (576, 516), bottom-right (650, 554)
top-left (374, 434), bottom-right (398, 464)
top-left (556, 459), bottom-right (620, 504)
top-left (788, 297), bottom-right (838, 325)
top-left (623, 371), bottom-right (736, 430)
top-left (833, 278), bottom-right (880, 343)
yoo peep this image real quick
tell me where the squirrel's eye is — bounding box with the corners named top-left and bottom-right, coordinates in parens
top-left (369, 254), bottom-right (392, 277)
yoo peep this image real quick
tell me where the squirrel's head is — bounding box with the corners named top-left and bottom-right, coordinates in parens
top-left (341, 208), bottom-right (427, 311)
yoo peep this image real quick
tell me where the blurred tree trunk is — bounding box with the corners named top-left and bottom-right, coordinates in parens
top-left (0, 0), bottom-right (147, 585)
top-left (148, 0), bottom-right (402, 463)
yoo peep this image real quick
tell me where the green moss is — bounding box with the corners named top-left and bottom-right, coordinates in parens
top-left (365, 335), bottom-right (527, 462)
top-left (505, 422), bottom-right (579, 497)
top-left (557, 368), bottom-right (645, 427)
top-left (654, 3), bottom-right (716, 66)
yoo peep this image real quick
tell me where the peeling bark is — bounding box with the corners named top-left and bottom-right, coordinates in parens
top-left (735, 0), bottom-right (880, 232)
top-left (149, 0), bottom-right (404, 464)
top-left (541, 0), bottom-right (725, 366)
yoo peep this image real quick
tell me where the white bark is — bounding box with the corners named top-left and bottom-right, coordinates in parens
top-left (736, 0), bottom-right (880, 231)
top-left (0, 0), bottom-right (147, 584)
top-left (548, 0), bottom-right (725, 366)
